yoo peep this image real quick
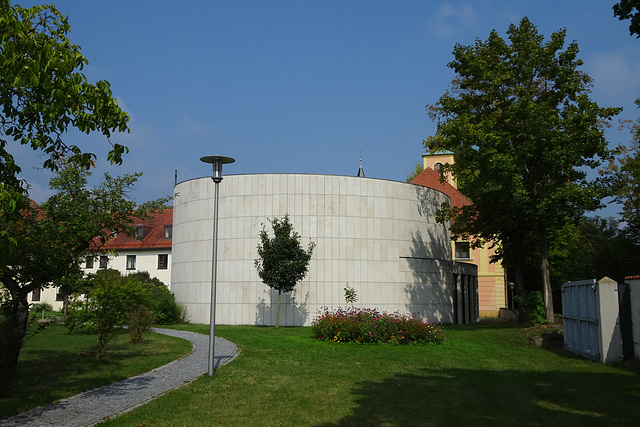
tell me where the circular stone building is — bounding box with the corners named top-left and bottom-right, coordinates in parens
top-left (171, 174), bottom-right (478, 326)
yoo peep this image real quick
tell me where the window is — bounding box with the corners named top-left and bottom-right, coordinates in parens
top-left (134, 226), bottom-right (144, 240)
top-left (158, 254), bottom-right (168, 269)
top-left (32, 288), bottom-right (41, 302)
top-left (55, 287), bottom-right (63, 301)
top-left (99, 255), bottom-right (108, 269)
top-left (126, 255), bottom-right (137, 270)
top-left (85, 256), bottom-right (94, 269)
top-left (434, 162), bottom-right (443, 171)
top-left (455, 242), bottom-right (471, 260)
top-left (163, 225), bottom-right (172, 239)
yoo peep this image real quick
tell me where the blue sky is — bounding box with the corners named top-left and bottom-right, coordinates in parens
top-left (14, 1), bottom-right (640, 219)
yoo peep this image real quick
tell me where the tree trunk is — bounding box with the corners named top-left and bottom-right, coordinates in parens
top-left (538, 231), bottom-right (555, 323)
top-left (0, 293), bottom-right (30, 376)
top-left (510, 233), bottom-right (528, 322)
top-left (62, 292), bottom-right (69, 317)
top-left (276, 290), bottom-right (281, 328)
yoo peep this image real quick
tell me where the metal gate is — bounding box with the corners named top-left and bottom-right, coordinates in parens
top-left (562, 280), bottom-right (600, 361)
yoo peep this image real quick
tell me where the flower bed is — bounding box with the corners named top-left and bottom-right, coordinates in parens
top-left (311, 307), bottom-right (446, 345)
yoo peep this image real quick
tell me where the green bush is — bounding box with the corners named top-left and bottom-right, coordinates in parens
top-left (31, 302), bottom-right (53, 312)
top-left (311, 307), bottom-right (446, 345)
top-left (125, 271), bottom-right (182, 324)
top-left (344, 285), bottom-right (358, 304)
top-left (66, 269), bottom-right (151, 359)
top-left (515, 291), bottom-right (547, 326)
top-left (66, 269), bottom-right (184, 358)
top-left (128, 305), bottom-right (155, 343)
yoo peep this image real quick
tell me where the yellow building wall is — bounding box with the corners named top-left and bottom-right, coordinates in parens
top-left (454, 242), bottom-right (505, 317)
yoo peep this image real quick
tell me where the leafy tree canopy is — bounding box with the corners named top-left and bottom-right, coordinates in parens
top-left (550, 216), bottom-right (640, 288)
top-left (602, 110), bottom-right (640, 243)
top-left (613, 0), bottom-right (640, 38)
top-left (406, 162), bottom-right (424, 183)
top-left (425, 17), bottom-right (620, 322)
top-left (0, 0), bottom-right (130, 215)
top-left (0, 162), bottom-right (169, 374)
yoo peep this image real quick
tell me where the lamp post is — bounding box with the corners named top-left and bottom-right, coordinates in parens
top-left (200, 155), bottom-right (235, 377)
top-left (508, 282), bottom-right (515, 310)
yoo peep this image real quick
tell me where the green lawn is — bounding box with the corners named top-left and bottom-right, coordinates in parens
top-left (0, 323), bottom-right (192, 418)
top-left (102, 323), bottom-right (640, 426)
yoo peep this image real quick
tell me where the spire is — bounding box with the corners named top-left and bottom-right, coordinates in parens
top-left (357, 154), bottom-right (365, 177)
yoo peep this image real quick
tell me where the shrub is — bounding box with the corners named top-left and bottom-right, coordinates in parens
top-left (311, 307), bottom-right (446, 345)
top-left (31, 302), bottom-right (53, 312)
top-left (125, 271), bottom-right (182, 324)
top-left (66, 269), bottom-right (151, 359)
top-left (128, 305), bottom-right (155, 344)
top-left (344, 285), bottom-right (358, 304)
top-left (515, 291), bottom-right (547, 326)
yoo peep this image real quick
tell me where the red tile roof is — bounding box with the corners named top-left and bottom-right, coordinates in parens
top-left (101, 208), bottom-right (173, 250)
top-left (410, 168), bottom-right (471, 209)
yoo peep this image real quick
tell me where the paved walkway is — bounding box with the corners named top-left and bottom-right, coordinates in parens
top-left (0, 328), bottom-right (238, 427)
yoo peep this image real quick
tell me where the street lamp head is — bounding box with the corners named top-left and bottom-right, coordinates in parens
top-left (200, 155), bottom-right (235, 183)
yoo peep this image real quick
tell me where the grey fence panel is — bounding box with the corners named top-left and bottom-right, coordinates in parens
top-left (562, 280), bottom-right (600, 361)
top-left (562, 278), bottom-right (623, 363)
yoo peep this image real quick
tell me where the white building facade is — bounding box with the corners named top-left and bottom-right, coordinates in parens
top-left (172, 174), bottom-right (478, 327)
top-left (27, 209), bottom-right (173, 311)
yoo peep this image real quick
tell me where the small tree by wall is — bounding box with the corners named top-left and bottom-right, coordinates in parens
top-left (255, 215), bottom-right (315, 328)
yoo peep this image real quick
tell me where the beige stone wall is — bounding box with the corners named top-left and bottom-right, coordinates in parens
top-left (172, 174), bottom-right (476, 326)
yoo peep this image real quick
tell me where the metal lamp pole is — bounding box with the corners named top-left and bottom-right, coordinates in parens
top-left (508, 282), bottom-right (515, 309)
top-left (200, 155), bottom-right (235, 377)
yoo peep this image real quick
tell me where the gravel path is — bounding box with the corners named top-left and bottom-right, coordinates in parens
top-left (0, 328), bottom-right (238, 427)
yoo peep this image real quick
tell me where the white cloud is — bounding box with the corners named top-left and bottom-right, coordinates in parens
top-left (181, 114), bottom-right (213, 134)
top-left (431, 2), bottom-right (478, 39)
top-left (83, 64), bottom-right (111, 83)
top-left (588, 49), bottom-right (640, 98)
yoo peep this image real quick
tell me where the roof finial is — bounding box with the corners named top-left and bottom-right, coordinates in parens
top-left (357, 153), bottom-right (365, 178)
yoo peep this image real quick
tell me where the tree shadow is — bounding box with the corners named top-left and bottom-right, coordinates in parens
top-left (317, 366), bottom-right (639, 426)
top-left (402, 229), bottom-right (451, 323)
top-left (255, 289), bottom-right (309, 326)
top-left (0, 330), bottom-right (135, 417)
top-left (402, 187), bottom-right (478, 324)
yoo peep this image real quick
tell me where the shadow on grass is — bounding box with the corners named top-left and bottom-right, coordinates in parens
top-left (0, 331), bottom-right (133, 417)
top-left (319, 366), bottom-right (639, 426)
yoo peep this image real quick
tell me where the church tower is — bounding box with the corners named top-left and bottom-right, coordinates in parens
top-left (422, 150), bottom-right (455, 188)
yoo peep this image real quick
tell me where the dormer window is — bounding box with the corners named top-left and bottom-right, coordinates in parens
top-left (163, 225), bottom-right (173, 239)
top-left (134, 225), bottom-right (151, 240)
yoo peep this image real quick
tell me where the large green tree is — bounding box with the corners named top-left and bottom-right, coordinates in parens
top-left (550, 216), bottom-right (640, 288)
top-left (255, 215), bottom-right (315, 328)
top-left (426, 17), bottom-right (620, 322)
top-left (0, 0), bottom-right (129, 215)
top-left (611, 1), bottom-right (640, 243)
top-left (0, 163), bottom-right (168, 375)
top-left (613, 0), bottom-right (640, 38)
top-left (604, 112), bottom-right (640, 242)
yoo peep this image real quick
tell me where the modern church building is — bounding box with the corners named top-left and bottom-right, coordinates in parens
top-left (171, 173), bottom-right (479, 327)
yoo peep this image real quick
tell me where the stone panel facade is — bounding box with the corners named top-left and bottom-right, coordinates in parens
top-left (171, 174), bottom-right (477, 326)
